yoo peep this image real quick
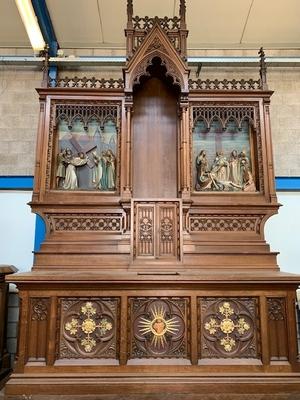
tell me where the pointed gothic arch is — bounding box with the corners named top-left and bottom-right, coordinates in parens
top-left (124, 23), bottom-right (190, 95)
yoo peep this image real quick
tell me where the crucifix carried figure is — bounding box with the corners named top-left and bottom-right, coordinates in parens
top-left (69, 135), bottom-right (98, 168)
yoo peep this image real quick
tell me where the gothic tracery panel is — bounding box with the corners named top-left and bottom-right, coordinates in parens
top-left (188, 214), bottom-right (264, 234)
top-left (28, 298), bottom-right (50, 361)
top-left (267, 298), bottom-right (288, 361)
top-left (46, 213), bottom-right (125, 233)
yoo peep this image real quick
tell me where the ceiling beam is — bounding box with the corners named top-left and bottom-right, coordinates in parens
top-left (1, 55), bottom-right (300, 67)
top-left (31, 0), bottom-right (58, 56)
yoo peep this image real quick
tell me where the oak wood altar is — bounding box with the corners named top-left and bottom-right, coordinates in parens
top-left (5, 1), bottom-right (300, 398)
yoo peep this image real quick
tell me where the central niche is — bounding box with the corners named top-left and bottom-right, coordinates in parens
top-left (132, 57), bottom-right (179, 198)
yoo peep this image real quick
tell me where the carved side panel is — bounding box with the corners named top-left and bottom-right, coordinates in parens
top-left (158, 204), bottom-right (178, 258)
top-left (267, 298), bottom-right (288, 361)
top-left (58, 298), bottom-right (119, 359)
top-left (129, 297), bottom-right (189, 359)
top-left (135, 204), bottom-right (155, 257)
top-left (199, 298), bottom-right (260, 359)
top-left (28, 298), bottom-right (50, 361)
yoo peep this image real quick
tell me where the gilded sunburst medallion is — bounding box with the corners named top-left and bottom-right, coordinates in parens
top-left (139, 305), bottom-right (179, 348)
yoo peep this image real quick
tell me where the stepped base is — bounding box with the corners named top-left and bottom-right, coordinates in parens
top-left (5, 373), bottom-right (300, 399)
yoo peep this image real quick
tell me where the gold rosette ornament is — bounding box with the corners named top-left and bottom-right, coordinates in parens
top-left (204, 301), bottom-right (250, 352)
top-left (65, 301), bottom-right (113, 352)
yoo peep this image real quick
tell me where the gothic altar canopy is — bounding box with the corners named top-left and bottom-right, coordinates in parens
top-left (6, 1), bottom-right (300, 397)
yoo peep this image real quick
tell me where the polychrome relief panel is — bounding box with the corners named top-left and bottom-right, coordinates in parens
top-left (199, 298), bottom-right (260, 359)
top-left (58, 298), bottom-right (119, 359)
top-left (129, 297), bottom-right (189, 359)
top-left (191, 105), bottom-right (261, 193)
top-left (48, 102), bottom-right (121, 192)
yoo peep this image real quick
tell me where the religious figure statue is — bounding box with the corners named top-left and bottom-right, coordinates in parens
top-left (94, 149), bottom-right (116, 191)
top-left (238, 150), bottom-right (249, 171)
top-left (228, 150), bottom-right (241, 185)
top-left (195, 150), bottom-right (209, 190)
top-left (63, 152), bottom-right (88, 190)
top-left (240, 159), bottom-right (256, 192)
top-left (56, 148), bottom-right (67, 188)
top-left (211, 151), bottom-right (229, 182)
top-left (106, 149), bottom-right (116, 190)
top-left (92, 151), bottom-right (104, 190)
top-left (91, 149), bottom-right (116, 191)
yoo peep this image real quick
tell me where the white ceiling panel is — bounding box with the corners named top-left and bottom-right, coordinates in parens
top-left (133, 0), bottom-right (175, 17)
top-left (1, 0), bottom-right (300, 51)
top-left (99, 0), bottom-right (126, 45)
top-left (242, 0), bottom-right (300, 45)
top-left (0, 0), bottom-right (30, 46)
top-left (187, 0), bottom-right (252, 46)
top-left (46, 0), bottom-right (103, 47)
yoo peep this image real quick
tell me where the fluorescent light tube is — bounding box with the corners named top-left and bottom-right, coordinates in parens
top-left (15, 0), bottom-right (45, 52)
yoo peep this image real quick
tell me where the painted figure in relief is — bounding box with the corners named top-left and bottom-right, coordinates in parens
top-left (94, 149), bottom-right (116, 191)
top-left (56, 148), bottom-right (67, 187)
top-left (240, 159), bottom-right (256, 192)
top-left (195, 149), bottom-right (256, 192)
top-left (211, 151), bottom-right (229, 182)
top-left (106, 149), bottom-right (116, 190)
top-left (63, 152), bottom-right (88, 190)
top-left (57, 116), bottom-right (118, 191)
top-left (229, 150), bottom-right (241, 185)
top-left (195, 150), bottom-right (209, 190)
top-left (92, 151), bottom-right (104, 189)
top-left (238, 150), bottom-right (249, 166)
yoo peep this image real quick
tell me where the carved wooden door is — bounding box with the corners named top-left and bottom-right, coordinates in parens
top-left (132, 200), bottom-right (181, 262)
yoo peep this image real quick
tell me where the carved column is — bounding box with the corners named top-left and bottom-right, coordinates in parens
top-left (123, 96), bottom-right (133, 197)
top-left (32, 99), bottom-right (46, 202)
top-left (263, 101), bottom-right (277, 204)
top-left (179, 96), bottom-right (190, 199)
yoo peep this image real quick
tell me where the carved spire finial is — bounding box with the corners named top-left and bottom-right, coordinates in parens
top-left (259, 47), bottom-right (268, 90)
top-left (127, 0), bottom-right (133, 23)
top-left (40, 44), bottom-right (50, 87)
top-left (179, 0), bottom-right (186, 25)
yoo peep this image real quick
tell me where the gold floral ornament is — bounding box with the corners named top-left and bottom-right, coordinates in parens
top-left (204, 301), bottom-right (250, 352)
top-left (64, 301), bottom-right (113, 353)
top-left (139, 305), bottom-right (179, 348)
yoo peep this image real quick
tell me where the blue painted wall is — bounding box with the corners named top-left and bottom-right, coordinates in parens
top-left (1, 175), bottom-right (300, 255)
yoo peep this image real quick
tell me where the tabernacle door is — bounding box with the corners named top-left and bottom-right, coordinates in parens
top-left (132, 200), bottom-right (182, 263)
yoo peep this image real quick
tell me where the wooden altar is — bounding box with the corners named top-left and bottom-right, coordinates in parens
top-left (5, 1), bottom-right (300, 398)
